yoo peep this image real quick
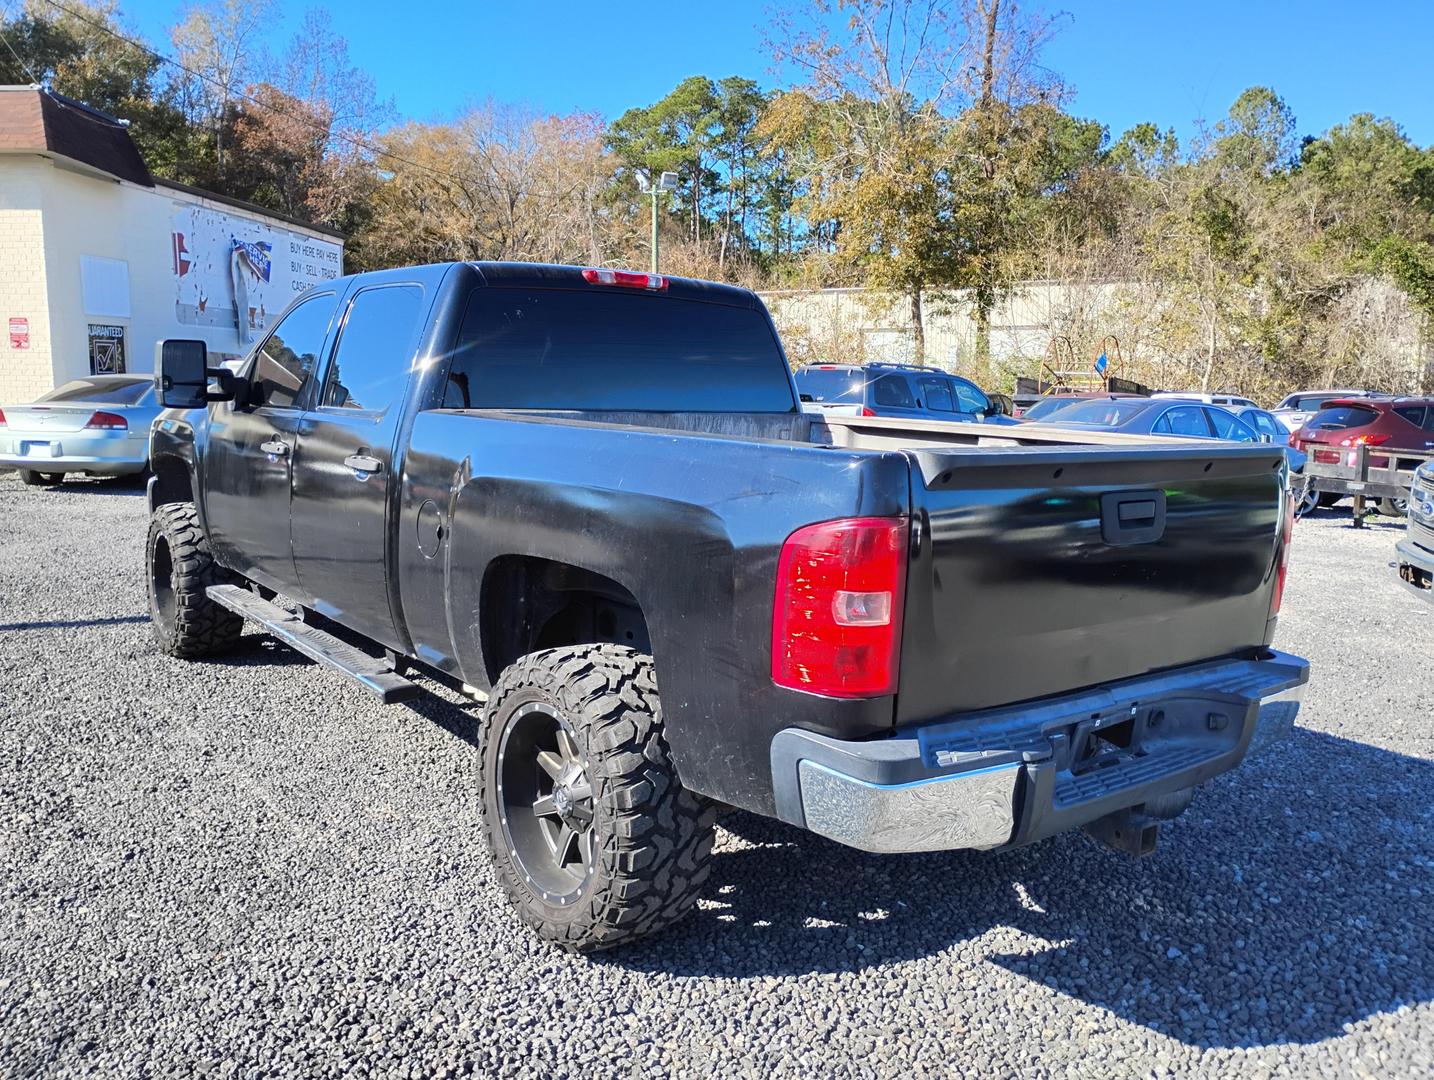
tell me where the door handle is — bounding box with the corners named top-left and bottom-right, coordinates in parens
top-left (259, 438), bottom-right (289, 457)
top-left (344, 453), bottom-right (383, 477)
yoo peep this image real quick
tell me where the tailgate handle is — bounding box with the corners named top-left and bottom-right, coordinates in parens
top-left (1100, 490), bottom-right (1166, 545)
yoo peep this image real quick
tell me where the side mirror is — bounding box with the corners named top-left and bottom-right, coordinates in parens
top-left (154, 339), bottom-right (235, 408)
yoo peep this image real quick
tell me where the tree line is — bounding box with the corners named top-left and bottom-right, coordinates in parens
top-left (3, 0), bottom-right (1431, 396)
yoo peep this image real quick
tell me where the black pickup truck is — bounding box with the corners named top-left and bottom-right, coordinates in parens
top-left (146, 262), bottom-right (1309, 951)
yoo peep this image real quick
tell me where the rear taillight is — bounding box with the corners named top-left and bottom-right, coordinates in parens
top-left (581, 267), bottom-right (668, 291)
top-left (1338, 432), bottom-right (1389, 447)
top-left (860, 406), bottom-right (876, 417)
top-left (0, 407), bottom-right (6, 427)
top-left (772, 516), bottom-right (908, 698)
top-left (1286, 432), bottom-right (1300, 448)
top-left (85, 411), bottom-right (128, 430)
top-left (1271, 484), bottom-right (1297, 615)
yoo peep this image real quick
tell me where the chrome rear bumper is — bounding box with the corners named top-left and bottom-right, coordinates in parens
top-left (771, 649), bottom-right (1310, 854)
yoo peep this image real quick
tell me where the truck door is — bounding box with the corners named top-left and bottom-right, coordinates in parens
top-left (290, 283), bottom-right (427, 651)
top-left (203, 290), bottom-right (340, 596)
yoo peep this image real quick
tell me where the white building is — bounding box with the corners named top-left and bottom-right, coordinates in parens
top-left (0, 86), bottom-right (344, 404)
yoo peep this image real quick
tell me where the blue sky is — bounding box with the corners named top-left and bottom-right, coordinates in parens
top-left (119, 0), bottom-right (1434, 147)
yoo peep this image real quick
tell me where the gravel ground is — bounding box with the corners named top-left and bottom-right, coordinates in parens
top-left (0, 473), bottom-right (1430, 1079)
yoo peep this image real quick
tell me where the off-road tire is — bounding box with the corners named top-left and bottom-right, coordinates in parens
top-left (478, 644), bottom-right (716, 952)
top-left (146, 502), bottom-right (242, 658)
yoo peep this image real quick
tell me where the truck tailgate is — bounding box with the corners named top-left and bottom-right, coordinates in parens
top-left (895, 442), bottom-right (1289, 725)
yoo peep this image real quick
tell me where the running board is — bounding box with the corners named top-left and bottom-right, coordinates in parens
top-left (206, 584), bottom-right (421, 704)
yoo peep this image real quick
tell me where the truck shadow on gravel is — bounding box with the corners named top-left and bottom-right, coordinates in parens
top-left (610, 728), bottom-right (1433, 1051)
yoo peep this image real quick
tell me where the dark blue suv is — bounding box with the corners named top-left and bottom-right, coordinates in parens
top-left (795, 363), bottom-right (1012, 423)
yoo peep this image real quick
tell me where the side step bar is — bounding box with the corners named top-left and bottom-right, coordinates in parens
top-left (206, 584), bottom-right (421, 704)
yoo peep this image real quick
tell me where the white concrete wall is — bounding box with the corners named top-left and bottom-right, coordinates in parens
top-left (0, 153), bottom-right (344, 402)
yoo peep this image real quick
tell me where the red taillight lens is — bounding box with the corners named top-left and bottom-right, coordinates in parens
top-left (860, 406), bottom-right (876, 417)
top-left (1271, 484), bottom-right (1297, 615)
top-left (85, 411), bottom-right (128, 430)
top-left (581, 267), bottom-right (668, 291)
top-left (772, 516), bottom-right (908, 698)
top-left (0, 407), bottom-right (6, 427)
top-left (1286, 432), bottom-right (1299, 448)
top-left (1338, 432), bottom-right (1389, 447)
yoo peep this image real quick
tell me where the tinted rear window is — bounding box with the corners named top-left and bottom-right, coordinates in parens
top-left (442, 288), bottom-right (794, 412)
top-left (796, 368), bottom-right (864, 404)
top-left (1290, 394), bottom-right (1341, 411)
top-left (1050, 400), bottom-right (1152, 426)
top-left (1021, 398), bottom-right (1079, 420)
top-left (38, 378), bottom-right (151, 405)
top-left (1309, 405), bottom-right (1379, 429)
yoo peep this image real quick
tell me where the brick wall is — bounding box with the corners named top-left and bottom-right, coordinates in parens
top-left (0, 207), bottom-right (53, 404)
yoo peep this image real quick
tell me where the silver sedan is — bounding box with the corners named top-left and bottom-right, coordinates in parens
top-left (0, 375), bottom-right (160, 485)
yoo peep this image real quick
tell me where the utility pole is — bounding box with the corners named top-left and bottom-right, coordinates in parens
top-left (637, 170), bottom-right (680, 275)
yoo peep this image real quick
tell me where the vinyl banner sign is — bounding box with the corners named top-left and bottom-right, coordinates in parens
top-left (171, 206), bottom-right (342, 346)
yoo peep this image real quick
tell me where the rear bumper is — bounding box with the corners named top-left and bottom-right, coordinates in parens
top-left (771, 649), bottom-right (1310, 854)
top-left (0, 430), bottom-right (148, 475)
top-left (1396, 534), bottom-right (1434, 601)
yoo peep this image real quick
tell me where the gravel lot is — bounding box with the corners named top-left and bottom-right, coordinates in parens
top-left (1, 472), bottom-right (1431, 1079)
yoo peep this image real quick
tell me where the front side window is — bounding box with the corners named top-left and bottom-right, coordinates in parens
top-left (951, 377), bottom-right (990, 414)
top-left (872, 374), bottom-right (915, 408)
top-left (251, 293), bottom-right (337, 410)
top-left (918, 377), bottom-right (954, 412)
top-left (321, 285), bottom-right (425, 413)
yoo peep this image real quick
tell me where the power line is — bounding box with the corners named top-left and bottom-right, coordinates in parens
top-left (32, 0), bottom-right (596, 202)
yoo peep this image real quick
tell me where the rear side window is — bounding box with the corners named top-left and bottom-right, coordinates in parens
top-left (37, 378), bottom-right (151, 405)
top-left (1394, 405), bottom-right (1428, 428)
top-left (441, 288), bottom-right (794, 412)
top-left (1247, 411), bottom-right (1282, 439)
top-left (252, 292), bottom-right (337, 410)
top-left (1310, 405), bottom-right (1379, 429)
top-left (322, 285), bottom-right (425, 413)
top-left (872, 374), bottom-right (915, 408)
top-left (1154, 406), bottom-right (1213, 437)
top-left (795, 368), bottom-right (864, 404)
top-left (918, 377), bottom-right (954, 412)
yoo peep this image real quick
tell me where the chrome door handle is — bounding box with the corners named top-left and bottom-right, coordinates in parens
top-left (344, 453), bottom-right (383, 476)
top-left (259, 439), bottom-right (289, 457)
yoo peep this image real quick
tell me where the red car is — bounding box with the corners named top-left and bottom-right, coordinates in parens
top-left (1293, 396), bottom-right (1434, 514)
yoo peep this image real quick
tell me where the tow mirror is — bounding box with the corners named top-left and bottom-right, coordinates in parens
top-left (154, 339), bottom-right (235, 408)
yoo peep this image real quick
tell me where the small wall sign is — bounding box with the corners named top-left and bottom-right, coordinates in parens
top-left (8, 317), bottom-right (28, 349)
top-left (87, 324), bottom-right (126, 374)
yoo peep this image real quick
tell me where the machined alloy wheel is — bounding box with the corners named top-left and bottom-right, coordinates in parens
top-left (496, 702), bottom-right (598, 906)
top-left (1294, 476), bottom-right (1320, 518)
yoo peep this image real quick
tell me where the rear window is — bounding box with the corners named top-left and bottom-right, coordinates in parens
top-left (1021, 398), bottom-right (1080, 421)
top-left (1289, 394), bottom-right (1340, 411)
top-left (441, 288), bottom-right (795, 412)
top-left (796, 368), bottom-right (864, 404)
top-left (1309, 405), bottom-right (1379, 429)
top-left (37, 378), bottom-right (151, 406)
top-left (1050, 399), bottom-right (1151, 426)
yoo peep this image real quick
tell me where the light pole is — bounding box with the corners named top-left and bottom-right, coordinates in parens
top-left (636, 169), bottom-right (679, 275)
